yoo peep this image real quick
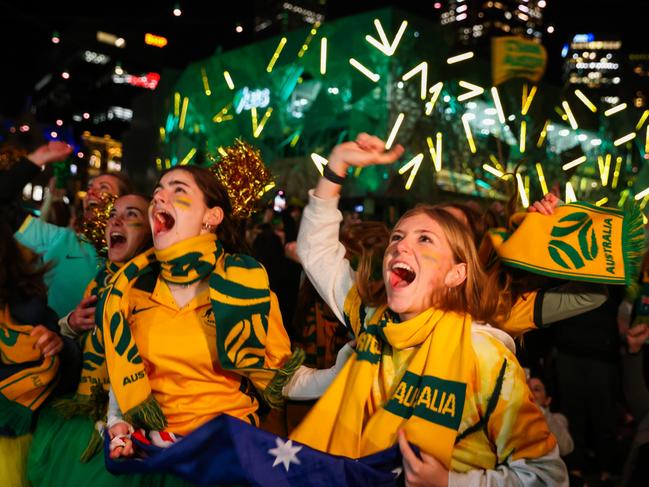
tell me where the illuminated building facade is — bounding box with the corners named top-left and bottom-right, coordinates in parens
top-left (440, 0), bottom-right (545, 45)
top-left (253, 0), bottom-right (326, 37)
top-left (628, 53), bottom-right (649, 108)
top-left (562, 33), bottom-right (623, 88)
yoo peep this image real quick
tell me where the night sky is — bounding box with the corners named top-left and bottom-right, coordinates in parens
top-left (0, 0), bottom-right (644, 119)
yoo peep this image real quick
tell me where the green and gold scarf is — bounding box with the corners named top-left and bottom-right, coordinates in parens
top-left (100, 233), bottom-right (303, 430)
top-left (77, 261), bottom-right (121, 403)
top-left (480, 202), bottom-right (644, 285)
top-left (53, 261), bottom-right (121, 461)
top-left (291, 286), bottom-right (475, 467)
top-left (0, 305), bottom-right (60, 435)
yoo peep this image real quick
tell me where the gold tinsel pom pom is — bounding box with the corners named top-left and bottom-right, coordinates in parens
top-left (0, 144), bottom-right (27, 171)
top-left (207, 139), bottom-right (273, 220)
top-left (81, 192), bottom-right (118, 255)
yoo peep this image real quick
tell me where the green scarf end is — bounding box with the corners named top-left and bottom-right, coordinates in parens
top-left (52, 396), bottom-right (93, 418)
top-left (124, 394), bottom-right (167, 431)
top-left (0, 394), bottom-right (33, 436)
top-left (622, 202), bottom-right (645, 288)
top-left (80, 427), bottom-right (103, 463)
top-left (53, 383), bottom-right (108, 420)
top-left (262, 348), bottom-right (306, 409)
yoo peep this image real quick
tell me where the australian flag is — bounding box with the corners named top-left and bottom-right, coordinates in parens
top-left (105, 414), bottom-right (408, 486)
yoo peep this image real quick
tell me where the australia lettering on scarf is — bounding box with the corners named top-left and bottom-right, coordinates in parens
top-left (122, 369), bottom-right (146, 386)
top-left (385, 371), bottom-right (466, 430)
top-left (80, 376), bottom-right (110, 385)
top-left (602, 217), bottom-right (615, 274)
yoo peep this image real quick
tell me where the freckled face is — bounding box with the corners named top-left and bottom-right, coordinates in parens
top-left (106, 195), bottom-right (151, 263)
top-left (383, 213), bottom-right (457, 321)
top-left (149, 169), bottom-right (210, 250)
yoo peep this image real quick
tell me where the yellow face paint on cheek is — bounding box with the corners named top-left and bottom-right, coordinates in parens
top-left (126, 222), bottom-right (144, 228)
top-left (174, 196), bottom-right (192, 210)
top-left (420, 250), bottom-right (440, 264)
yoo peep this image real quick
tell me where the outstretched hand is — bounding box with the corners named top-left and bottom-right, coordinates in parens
top-left (27, 141), bottom-right (73, 167)
top-left (315, 133), bottom-right (404, 199)
top-left (329, 133), bottom-right (404, 170)
top-left (528, 193), bottom-right (560, 215)
top-left (398, 429), bottom-right (449, 487)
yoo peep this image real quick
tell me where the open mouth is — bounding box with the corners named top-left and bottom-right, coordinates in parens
top-left (109, 232), bottom-right (127, 248)
top-left (153, 210), bottom-right (175, 236)
top-left (389, 262), bottom-right (416, 289)
top-left (85, 198), bottom-right (99, 211)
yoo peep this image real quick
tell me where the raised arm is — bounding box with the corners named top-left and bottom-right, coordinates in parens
top-left (0, 141), bottom-right (72, 206)
top-left (296, 134), bottom-right (403, 322)
top-left (0, 141), bottom-right (72, 232)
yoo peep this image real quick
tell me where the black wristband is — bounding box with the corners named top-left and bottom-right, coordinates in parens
top-left (323, 164), bottom-right (346, 185)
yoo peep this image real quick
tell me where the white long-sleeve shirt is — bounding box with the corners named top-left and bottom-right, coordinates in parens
top-left (296, 189), bottom-right (568, 487)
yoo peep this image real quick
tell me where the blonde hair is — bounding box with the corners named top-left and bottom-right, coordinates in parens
top-left (393, 205), bottom-right (501, 325)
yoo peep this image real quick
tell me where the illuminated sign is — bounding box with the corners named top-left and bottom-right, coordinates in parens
top-left (97, 31), bottom-right (126, 48)
top-left (145, 33), bottom-right (168, 48)
top-left (572, 33), bottom-right (595, 43)
top-left (235, 87), bottom-right (270, 113)
top-left (112, 71), bottom-right (160, 90)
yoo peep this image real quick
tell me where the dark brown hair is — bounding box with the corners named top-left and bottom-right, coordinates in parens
top-left (159, 166), bottom-right (247, 253)
top-left (0, 219), bottom-right (50, 308)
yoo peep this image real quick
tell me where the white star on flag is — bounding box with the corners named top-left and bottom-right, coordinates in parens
top-left (392, 466), bottom-right (403, 478)
top-left (268, 437), bottom-right (302, 472)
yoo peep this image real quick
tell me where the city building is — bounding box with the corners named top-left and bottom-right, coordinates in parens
top-left (440, 0), bottom-right (546, 45)
top-left (628, 52), bottom-right (649, 108)
top-left (562, 33), bottom-right (623, 89)
top-left (253, 0), bottom-right (327, 38)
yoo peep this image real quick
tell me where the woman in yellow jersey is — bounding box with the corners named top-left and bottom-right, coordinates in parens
top-left (26, 194), bottom-right (171, 487)
top-left (291, 133), bottom-right (567, 485)
top-left (104, 166), bottom-right (343, 462)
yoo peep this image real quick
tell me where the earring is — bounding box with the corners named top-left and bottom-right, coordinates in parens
top-left (202, 222), bottom-right (214, 231)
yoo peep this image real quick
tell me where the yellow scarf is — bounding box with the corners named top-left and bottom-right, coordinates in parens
top-left (0, 305), bottom-right (59, 435)
top-left (101, 233), bottom-right (302, 430)
top-left (76, 261), bottom-right (121, 400)
top-left (481, 202), bottom-right (644, 285)
top-left (51, 261), bottom-right (122, 461)
top-left (54, 261), bottom-right (121, 411)
top-left (290, 287), bottom-right (475, 468)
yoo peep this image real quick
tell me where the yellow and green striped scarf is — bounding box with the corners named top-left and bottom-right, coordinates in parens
top-left (53, 261), bottom-right (121, 461)
top-left (291, 287), bottom-right (475, 468)
top-left (76, 261), bottom-right (121, 402)
top-left (100, 233), bottom-right (303, 430)
top-left (481, 202), bottom-right (644, 285)
top-left (0, 305), bottom-right (60, 435)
